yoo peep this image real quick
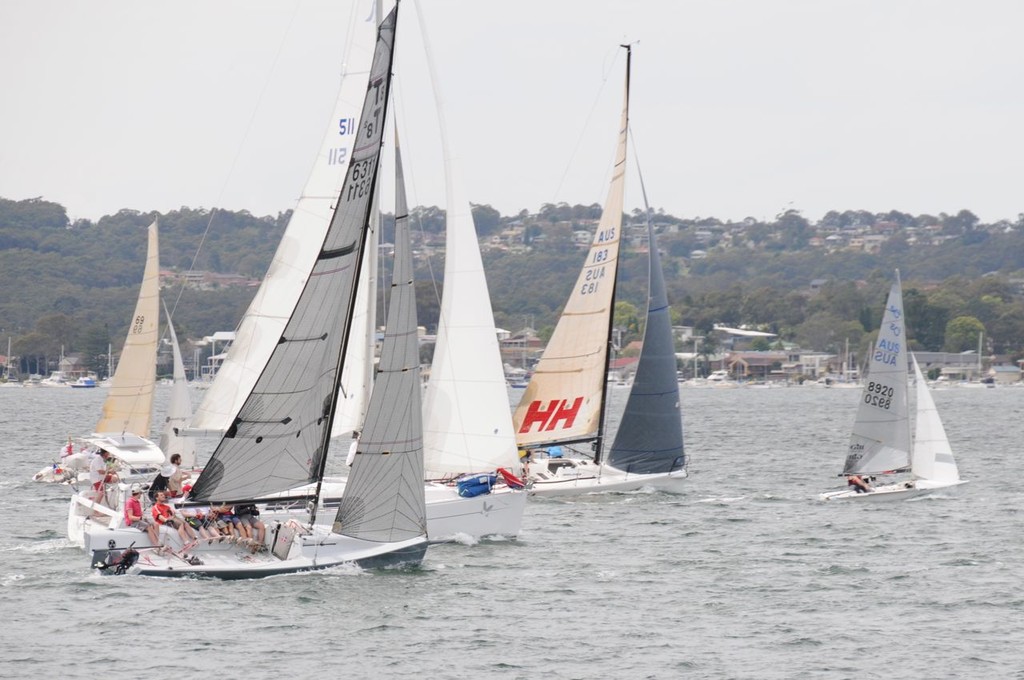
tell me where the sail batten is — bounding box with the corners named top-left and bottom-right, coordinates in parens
top-left (189, 7), bottom-right (398, 504)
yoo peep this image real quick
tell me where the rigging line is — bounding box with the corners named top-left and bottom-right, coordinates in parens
top-left (628, 121), bottom-right (654, 340)
top-left (166, 2), bottom-right (307, 324)
top-left (550, 47), bottom-right (625, 205)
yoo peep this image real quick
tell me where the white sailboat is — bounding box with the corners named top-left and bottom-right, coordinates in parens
top-left (513, 46), bottom-right (687, 497)
top-left (35, 220), bottom-right (166, 485)
top-left (90, 6), bottom-right (426, 577)
top-left (820, 271), bottom-right (968, 501)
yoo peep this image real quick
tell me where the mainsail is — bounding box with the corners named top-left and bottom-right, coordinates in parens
top-left (189, 6), bottom-right (397, 504)
top-left (511, 58), bottom-right (629, 451)
top-left (335, 133), bottom-right (426, 542)
top-left (189, 0), bottom-right (382, 438)
top-left (844, 273), bottom-right (911, 475)
top-left (96, 219), bottom-right (160, 437)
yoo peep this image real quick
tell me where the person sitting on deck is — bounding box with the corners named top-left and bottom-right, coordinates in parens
top-left (151, 491), bottom-right (197, 546)
top-left (123, 483), bottom-right (160, 545)
top-left (847, 474), bottom-right (872, 493)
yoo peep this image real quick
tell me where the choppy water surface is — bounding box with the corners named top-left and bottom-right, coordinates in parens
top-left (2, 384), bottom-right (1022, 679)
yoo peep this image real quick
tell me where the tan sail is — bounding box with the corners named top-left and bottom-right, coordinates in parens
top-left (512, 76), bottom-right (628, 448)
top-left (95, 220), bottom-right (160, 437)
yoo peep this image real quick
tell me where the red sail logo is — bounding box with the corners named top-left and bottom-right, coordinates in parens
top-left (518, 397), bottom-right (584, 434)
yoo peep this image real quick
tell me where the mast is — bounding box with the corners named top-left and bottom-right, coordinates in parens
top-left (593, 44), bottom-right (630, 466)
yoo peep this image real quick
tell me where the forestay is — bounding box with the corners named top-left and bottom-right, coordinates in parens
top-left (189, 8), bottom-right (396, 504)
top-left (844, 275), bottom-right (911, 475)
top-left (96, 219), bottom-right (160, 437)
top-left (334, 135), bottom-right (426, 542)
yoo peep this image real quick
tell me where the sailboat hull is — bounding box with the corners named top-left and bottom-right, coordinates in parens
top-left (110, 536), bottom-right (430, 577)
top-left (527, 458), bottom-right (688, 498)
top-left (320, 479), bottom-right (526, 540)
top-left (819, 479), bottom-right (969, 502)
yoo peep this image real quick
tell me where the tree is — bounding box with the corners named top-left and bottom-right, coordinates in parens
top-left (943, 316), bottom-right (985, 352)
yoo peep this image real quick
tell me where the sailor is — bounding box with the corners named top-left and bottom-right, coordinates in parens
top-left (847, 474), bottom-right (871, 493)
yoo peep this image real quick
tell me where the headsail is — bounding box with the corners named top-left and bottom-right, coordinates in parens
top-left (844, 272), bottom-right (911, 475)
top-left (189, 0), bottom-right (382, 437)
top-left (158, 303), bottom-right (196, 467)
top-left (606, 166), bottom-right (685, 474)
top-left (96, 219), bottom-right (160, 438)
top-left (335, 131), bottom-right (426, 542)
top-left (512, 58), bottom-right (629, 451)
top-left (188, 6), bottom-right (398, 504)
top-left (910, 354), bottom-right (960, 483)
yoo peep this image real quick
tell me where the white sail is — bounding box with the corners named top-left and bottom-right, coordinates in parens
top-left (512, 64), bottom-right (628, 449)
top-left (911, 355), bottom-right (960, 484)
top-left (419, 14), bottom-right (518, 478)
top-left (96, 220), bottom-right (160, 437)
top-left (843, 274), bottom-right (911, 475)
top-left (158, 304), bottom-right (196, 467)
top-left (189, 0), bottom-right (382, 435)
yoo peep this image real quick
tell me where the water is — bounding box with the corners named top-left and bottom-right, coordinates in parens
top-left (2, 384), bottom-right (1023, 679)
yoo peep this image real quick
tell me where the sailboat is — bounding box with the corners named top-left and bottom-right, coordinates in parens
top-left (90, 5), bottom-right (427, 577)
top-left (34, 220), bottom-right (166, 486)
top-left (820, 271), bottom-right (968, 501)
top-left (512, 46), bottom-right (687, 497)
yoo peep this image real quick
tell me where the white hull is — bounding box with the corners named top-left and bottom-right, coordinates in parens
top-left (528, 457), bottom-right (688, 498)
top-left (94, 528), bottom-right (426, 579)
top-left (819, 479), bottom-right (968, 502)
top-left (320, 478), bottom-right (526, 540)
top-left (70, 478), bottom-right (527, 551)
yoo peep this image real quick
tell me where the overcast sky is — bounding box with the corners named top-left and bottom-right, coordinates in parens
top-left (2, 0), bottom-right (1022, 224)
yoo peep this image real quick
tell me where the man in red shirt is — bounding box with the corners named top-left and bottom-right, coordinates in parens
top-left (123, 484), bottom-right (159, 546)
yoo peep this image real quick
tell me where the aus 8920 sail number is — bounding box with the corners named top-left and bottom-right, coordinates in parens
top-left (864, 381), bottom-right (894, 410)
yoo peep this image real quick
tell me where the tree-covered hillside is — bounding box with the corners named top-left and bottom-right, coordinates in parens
top-left (2, 196), bottom-right (1022, 377)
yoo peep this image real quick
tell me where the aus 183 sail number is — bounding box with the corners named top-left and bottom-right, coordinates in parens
top-left (864, 381), bottom-right (894, 409)
top-left (580, 248), bottom-right (611, 295)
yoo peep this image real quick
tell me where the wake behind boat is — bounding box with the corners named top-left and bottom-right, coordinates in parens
top-left (820, 271), bottom-right (968, 502)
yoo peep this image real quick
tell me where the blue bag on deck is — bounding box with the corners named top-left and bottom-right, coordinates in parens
top-left (456, 473), bottom-right (497, 498)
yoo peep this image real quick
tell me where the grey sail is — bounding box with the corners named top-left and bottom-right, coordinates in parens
top-left (606, 201), bottom-right (685, 474)
top-left (334, 134), bottom-right (426, 543)
top-left (189, 6), bottom-right (398, 504)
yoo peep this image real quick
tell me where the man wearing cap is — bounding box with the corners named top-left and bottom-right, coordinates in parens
top-left (124, 484), bottom-right (160, 546)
